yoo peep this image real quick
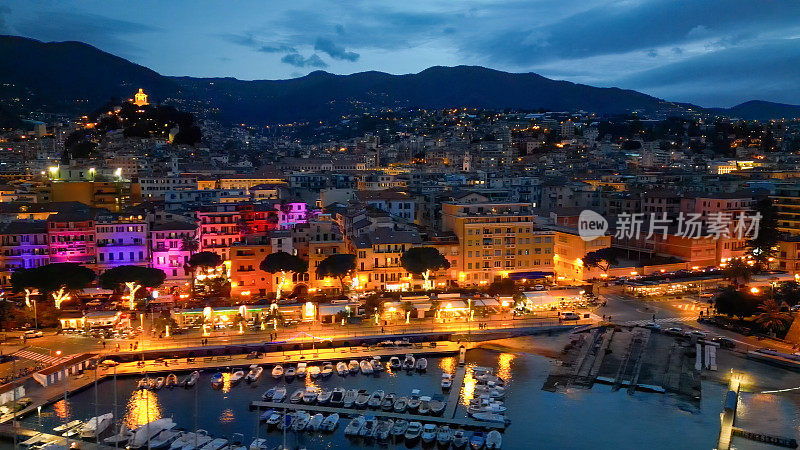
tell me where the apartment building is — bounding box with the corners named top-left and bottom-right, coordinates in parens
top-left (95, 214), bottom-right (149, 273)
top-left (150, 221), bottom-right (197, 284)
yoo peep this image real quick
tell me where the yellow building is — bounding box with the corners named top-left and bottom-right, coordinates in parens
top-left (552, 228), bottom-right (612, 282)
top-left (49, 181), bottom-right (132, 212)
top-left (441, 194), bottom-right (554, 285)
top-left (133, 89), bottom-right (148, 107)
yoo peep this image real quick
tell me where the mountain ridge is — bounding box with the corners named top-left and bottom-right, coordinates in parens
top-left (1, 35), bottom-right (799, 124)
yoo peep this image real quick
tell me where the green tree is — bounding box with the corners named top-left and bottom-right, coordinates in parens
top-left (714, 287), bottom-right (760, 319)
top-left (755, 299), bottom-right (792, 334)
top-left (774, 281), bottom-right (800, 307)
top-left (186, 251), bottom-right (224, 296)
top-left (582, 247), bottom-right (618, 274)
top-left (180, 236), bottom-right (199, 253)
top-left (260, 252), bottom-right (308, 300)
top-left (724, 259), bottom-right (752, 288)
top-left (400, 247), bottom-right (450, 290)
top-left (11, 263), bottom-right (95, 309)
top-left (315, 253), bottom-right (356, 293)
top-left (99, 265), bottom-right (166, 309)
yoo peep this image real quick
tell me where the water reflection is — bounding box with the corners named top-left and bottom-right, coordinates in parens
top-left (439, 356), bottom-right (456, 374)
top-left (221, 372), bottom-right (232, 393)
top-left (497, 352), bottom-right (515, 382)
top-left (219, 408), bottom-right (235, 424)
top-left (52, 399), bottom-right (71, 420)
top-left (460, 362), bottom-right (478, 406)
top-left (125, 389), bottom-right (162, 429)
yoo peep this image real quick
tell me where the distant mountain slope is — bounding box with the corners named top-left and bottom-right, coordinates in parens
top-left (2, 35), bottom-right (800, 124)
top-left (0, 35), bottom-right (178, 114)
top-left (710, 100), bottom-right (800, 121)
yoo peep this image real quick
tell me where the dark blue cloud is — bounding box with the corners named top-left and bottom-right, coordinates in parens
top-left (281, 53), bottom-right (327, 68)
top-left (314, 37), bottom-right (358, 61)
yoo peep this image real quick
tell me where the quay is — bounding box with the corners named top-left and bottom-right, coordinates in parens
top-left (0, 424), bottom-right (112, 449)
top-left (250, 401), bottom-right (507, 430)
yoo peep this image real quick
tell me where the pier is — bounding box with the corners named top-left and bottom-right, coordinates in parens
top-left (250, 400), bottom-right (507, 430)
top-left (443, 364), bottom-right (466, 418)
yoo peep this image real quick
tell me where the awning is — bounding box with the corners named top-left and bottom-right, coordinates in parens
top-left (522, 291), bottom-right (560, 307)
top-left (508, 271), bottom-right (554, 280)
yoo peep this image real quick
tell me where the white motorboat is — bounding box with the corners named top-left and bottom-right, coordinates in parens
top-left (393, 396), bottom-right (408, 413)
top-left (290, 389), bottom-right (304, 404)
top-left (402, 354), bottom-right (415, 371)
top-left (271, 365), bottom-right (283, 379)
top-left (418, 396), bottom-right (431, 415)
top-left (381, 393), bottom-right (396, 411)
top-left (307, 365), bottom-right (320, 379)
top-left (198, 437), bottom-right (228, 450)
top-left (137, 377), bottom-right (150, 390)
top-left (359, 415), bottom-right (378, 438)
top-left (367, 390), bottom-right (385, 409)
top-left (79, 413), bottom-right (113, 439)
top-left (169, 429), bottom-right (211, 450)
top-left (430, 399), bottom-right (446, 415)
top-left (292, 411), bottom-right (310, 432)
top-left (53, 419), bottom-right (82, 433)
top-left (486, 430), bottom-right (502, 449)
top-left (354, 390), bottom-right (370, 409)
top-left (323, 387), bottom-right (341, 406)
top-left (344, 415), bottom-right (365, 436)
top-left (376, 419), bottom-right (394, 443)
top-left (104, 424), bottom-right (134, 445)
top-left (470, 431), bottom-right (486, 450)
top-left (245, 365), bottom-right (263, 383)
top-left (415, 357), bottom-right (428, 372)
top-left (302, 387), bottom-right (318, 404)
top-left (336, 361), bottom-right (349, 376)
top-left (404, 421), bottom-right (422, 443)
top-left (284, 365), bottom-right (296, 381)
top-left (262, 387), bottom-right (276, 401)
top-left (437, 425), bottom-right (454, 446)
top-left (321, 362), bottom-right (334, 378)
top-left (471, 412), bottom-right (510, 425)
top-left (370, 358), bottom-right (383, 372)
top-left (61, 421), bottom-right (84, 438)
top-left (343, 389), bottom-right (358, 408)
top-left (317, 388), bottom-right (332, 404)
top-left (272, 387), bottom-right (287, 403)
top-left (421, 423), bottom-right (437, 444)
top-left (321, 413), bottom-right (339, 432)
top-left (391, 419), bottom-right (408, 438)
top-left (307, 413), bottom-right (324, 431)
top-left (265, 412), bottom-right (282, 428)
top-left (230, 369), bottom-right (246, 385)
top-left (452, 429), bottom-right (468, 448)
top-left (441, 372), bottom-right (453, 390)
top-left (149, 428), bottom-right (183, 449)
top-left (153, 377), bottom-right (166, 390)
top-left (359, 360), bottom-right (373, 375)
top-left (388, 356), bottom-right (401, 370)
top-left (249, 438), bottom-right (268, 450)
top-left (129, 418), bottom-right (176, 448)
top-left (296, 362), bottom-right (307, 378)
top-left (348, 360), bottom-right (359, 374)
top-left (184, 371), bottom-right (200, 387)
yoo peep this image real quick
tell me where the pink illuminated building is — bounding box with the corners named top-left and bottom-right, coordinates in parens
top-left (47, 212), bottom-right (96, 266)
top-left (151, 221), bottom-right (198, 285)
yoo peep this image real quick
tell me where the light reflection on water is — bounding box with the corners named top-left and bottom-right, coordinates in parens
top-left (124, 389), bottom-right (162, 429)
top-left (459, 352), bottom-right (514, 406)
top-left (52, 399), bottom-right (71, 420)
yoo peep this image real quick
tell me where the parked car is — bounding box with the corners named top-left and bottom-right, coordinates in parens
top-left (664, 327), bottom-right (686, 337)
top-left (21, 330), bottom-right (43, 339)
top-left (711, 337), bottom-right (736, 349)
top-left (643, 322), bottom-right (661, 331)
top-left (689, 330), bottom-right (708, 338)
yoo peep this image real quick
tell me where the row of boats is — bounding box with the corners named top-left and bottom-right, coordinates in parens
top-left (268, 354), bottom-right (427, 381)
top-left (138, 371), bottom-right (200, 390)
top-left (102, 418), bottom-right (252, 449)
top-left (263, 386), bottom-right (447, 415)
top-left (466, 367), bottom-right (510, 425)
top-left (52, 413), bottom-right (114, 440)
top-left (343, 415), bottom-right (502, 449)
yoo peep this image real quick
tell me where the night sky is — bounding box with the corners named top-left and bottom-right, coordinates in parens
top-left (2, 0), bottom-right (800, 107)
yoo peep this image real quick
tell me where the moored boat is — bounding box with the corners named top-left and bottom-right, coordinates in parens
top-left (137, 377), bottom-right (150, 390)
top-left (153, 376), bottom-right (165, 390)
top-left (330, 387), bottom-right (345, 406)
top-left (79, 413), bottom-right (113, 439)
top-left (390, 419), bottom-right (408, 438)
top-left (367, 390), bottom-right (385, 409)
top-left (404, 421), bottom-right (422, 443)
top-left (210, 372), bottom-right (224, 389)
top-left (343, 389), bottom-right (358, 408)
top-left (149, 428), bottom-right (182, 449)
top-left (359, 360), bottom-right (373, 375)
top-left (321, 362), bottom-right (334, 378)
top-left (402, 354), bottom-right (415, 371)
top-left (272, 387), bottom-right (287, 403)
top-left (437, 425), bottom-right (454, 446)
top-left (185, 371), bottom-right (200, 387)
top-left (307, 413), bottom-right (324, 431)
top-left (344, 415), bottom-right (365, 436)
top-left (470, 431), bottom-right (486, 450)
top-left (290, 389), bottom-right (304, 404)
top-left (336, 361), bottom-right (349, 376)
top-left (452, 429), bottom-right (468, 449)
top-left (388, 356), bottom-right (401, 370)
top-left (296, 362), bottom-right (307, 378)
top-left (415, 357), bottom-right (428, 372)
top-left (393, 396), bottom-right (408, 413)
top-left (359, 415), bottom-right (378, 438)
top-left (262, 387), bottom-right (276, 401)
top-left (284, 365), bottom-right (296, 381)
top-left (354, 390), bottom-right (370, 409)
top-left (271, 365), bottom-right (283, 379)
top-left (430, 399), bottom-right (446, 416)
top-left (245, 365), bottom-right (263, 383)
top-left (371, 357), bottom-right (384, 372)
top-left (486, 430), bottom-right (502, 449)
top-left (418, 396), bottom-right (431, 415)
top-left (317, 388), bottom-right (332, 405)
top-left (230, 369), bottom-right (245, 385)
top-left (348, 360), bottom-right (359, 374)
top-left (307, 365), bottom-right (320, 379)
top-left (421, 423), bottom-right (438, 444)
top-left (381, 393), bottom-right (396, 411)
top-left (165, 373), bottom-right (178, 388)
top-left (302, 387), bottom-right (318, 404)
top-left (376, 419), bottom-right (394, 443)
top-left (321, 413), bottom-right (339, 432)
top-left (441, 373), bottom-right (453, 390)
top-left (292, 411), bottom-right (310, 431)
top-left (265, 412), bottom-right (282, 428)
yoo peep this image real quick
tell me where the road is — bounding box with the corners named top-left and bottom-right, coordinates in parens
top-left (598, 291), bottom-right (797, 353)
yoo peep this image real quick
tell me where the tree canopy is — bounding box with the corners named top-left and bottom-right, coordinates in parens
top-left (98, 265), bottom-right (166, 292)
top-left (260, 252), bottom-right (308, 274)
top-left (187, 251), bottom-right (223, 269)
top-left (315, 253), bottom-right (356, 292)
top-left (714, 287), bottom-right (760, 319)
top-left (400, 247), bottom-right (450, 276)
top-left (11, 263), bottom-right (96, 294)
top-left (582, 247), bottom-right (618, 273)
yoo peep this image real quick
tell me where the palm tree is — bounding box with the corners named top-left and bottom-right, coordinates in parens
top-left (725, 258), bottom-right (752, 288)
top-left (755, 299), bottom-right (792, 334)
top-left (181, 236), bottom-right (199, 253)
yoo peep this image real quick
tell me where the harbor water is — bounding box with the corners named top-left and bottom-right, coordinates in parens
top-left (19, 346), bottom-right (800, 449)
